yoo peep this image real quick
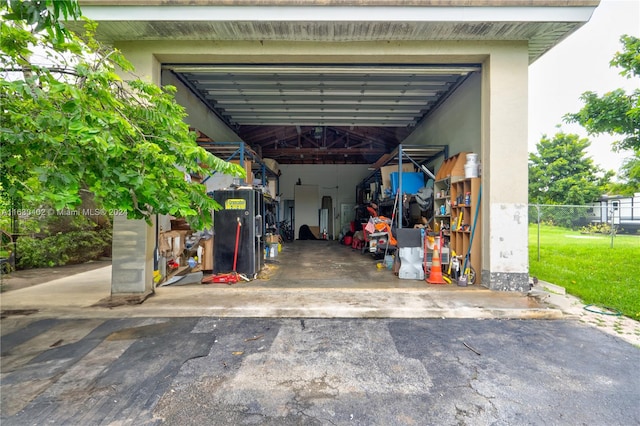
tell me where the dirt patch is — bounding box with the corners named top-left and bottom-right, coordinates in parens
top-left (0, 260), bottom-right (111, 293)
top-left (91, 290), bottom-right (153, 308)
top-left (106, 321), bottom-right (172, 340)
top-left (256, 263), bottom-right (279, 280)
top-left (0, 309), bottom-right (39, 319)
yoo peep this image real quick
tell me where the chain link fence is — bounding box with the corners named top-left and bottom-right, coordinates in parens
top-left (528, 202), bottom-right (633, 261)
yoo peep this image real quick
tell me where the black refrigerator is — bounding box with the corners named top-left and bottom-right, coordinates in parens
top-left (213, 189), bottom-right (263, 276)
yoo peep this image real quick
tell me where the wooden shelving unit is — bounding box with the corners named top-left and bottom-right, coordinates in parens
top-left (434, 152), bottom-right (469, 180)
top-left (449, 177), bottom-right (481, 282)
top-left (433, 178), bottom-right (451, 234)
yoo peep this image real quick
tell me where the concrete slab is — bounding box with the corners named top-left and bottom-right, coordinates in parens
top-left (1, 240), bottom-right (637, 347)
top-left (0, 266), bottom-right (112, 309)
top-left (1, 263), bottom-right (557, 322)
top-left (532, 280), bottom-right (640, 348)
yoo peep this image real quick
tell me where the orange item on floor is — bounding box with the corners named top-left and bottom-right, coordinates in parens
top-left (427, 244), bottom-right (447, 284)
top-left (373, 221), bottom-right (397, 246)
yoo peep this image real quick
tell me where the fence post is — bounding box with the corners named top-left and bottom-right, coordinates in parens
top-left (610, 208), bottom-right (615, 249)
top-left (536, 204), bottom-right (541, 261)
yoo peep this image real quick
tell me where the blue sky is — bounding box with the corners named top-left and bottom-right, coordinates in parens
top-left (528, 0), bottom-right (639, 176)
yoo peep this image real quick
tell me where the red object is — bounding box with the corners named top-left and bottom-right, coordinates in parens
top-left (203, 218), bottom-right (242, 285)
top-left (233, 218), bottom-right (241, 272)
top-left (423, 230), bottom-right (428, 278)
top-left (344, 236), bottom-right (353, 246)
top-left (204, 272), bottom-right (238, 284)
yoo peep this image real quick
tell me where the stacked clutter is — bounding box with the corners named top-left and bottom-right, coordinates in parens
top-left (265, 234), bottom-right (280, 259)
top-left (464, 153), bottom-right (480, 178)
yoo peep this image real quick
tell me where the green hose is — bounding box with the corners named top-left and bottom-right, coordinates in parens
top-left (583, 304), bottom-right (622, 316)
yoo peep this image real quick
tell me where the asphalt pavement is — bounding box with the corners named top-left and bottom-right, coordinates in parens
top-left (1, 246), bottom-right (639, 425)
top-left (1, 316), bottom-right (639, 425)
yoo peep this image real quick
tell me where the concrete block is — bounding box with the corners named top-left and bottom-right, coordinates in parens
top-left (398, 247), bottom-right (424, 280)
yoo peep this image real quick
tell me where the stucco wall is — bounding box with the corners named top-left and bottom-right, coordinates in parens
top-left (117, 38), bottom-right (531, 291)
top-left (402, 71), bottom-right (482, 169)
top-left (480, 46), bottom-right (530, 291)
top-left (161, 70), bottom-right (241, 142)
top-left (279, 164), bottom-right (370, 236)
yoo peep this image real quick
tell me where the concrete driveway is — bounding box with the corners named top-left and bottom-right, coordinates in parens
top-left (0, 241), bottom-right (561, 320)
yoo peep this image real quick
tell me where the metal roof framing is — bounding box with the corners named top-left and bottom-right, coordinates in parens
top-left (72, 1), bottom-right (599, 164)
top-left (167, 64), bottom-right (480, 128)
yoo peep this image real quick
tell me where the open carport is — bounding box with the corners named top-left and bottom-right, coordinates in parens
top-left (67, 0), bottom-right (600, 298)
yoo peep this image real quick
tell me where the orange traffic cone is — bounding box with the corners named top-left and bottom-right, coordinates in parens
top-left (427, 244), bottom-right (447, 284)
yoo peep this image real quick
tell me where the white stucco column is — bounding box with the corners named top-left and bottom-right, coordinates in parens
top-left (481, 45), bottom-right (530, 291)
top-left (111, 214), bottom-right (156, 296)
top-left (110, 50), bottom-right (160, 296)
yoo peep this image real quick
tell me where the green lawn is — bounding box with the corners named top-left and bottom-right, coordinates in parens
top-left (529, 224), bottom-right (640, 320)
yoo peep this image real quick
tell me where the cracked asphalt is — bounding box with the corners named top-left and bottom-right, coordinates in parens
top-left (1, 317), bottom-right (639, 425)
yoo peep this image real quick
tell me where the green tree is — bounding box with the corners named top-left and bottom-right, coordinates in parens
top-left (529, 132), bottom-right (612, 205)
top-left (605, 149), bottom-right (640, 195)
top-left (0, 0), bottom-right (243, 230)
top-left (565, 34), bottom-right (640, 194)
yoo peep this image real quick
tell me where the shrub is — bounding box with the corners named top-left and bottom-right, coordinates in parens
top-left (580, 222), bottom-right (613, 235)
top-left (16, 229), bottom-right (112, 269)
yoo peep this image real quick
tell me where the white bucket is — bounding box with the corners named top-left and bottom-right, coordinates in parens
top-left (466, 153), bottom-right (479, 165)
top-left (464, 163), bottom-right (478, 178)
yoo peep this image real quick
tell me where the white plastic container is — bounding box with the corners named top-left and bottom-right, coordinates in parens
top-left (464, 163), bottom-right (478, 178)
top-left (466, 153), bottom-right (479, 165)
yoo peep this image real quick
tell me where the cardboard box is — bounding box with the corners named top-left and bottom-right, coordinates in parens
top-left (267, 178), bottom-right (277, 197)
top-left (263, 158), bottom-right (280, 175)
top-left (381, 164), bottom-right (415, 196)
top-left (231, 159), bottom-right (253, 183)
top-left (309, 226), bottom-right (320, 239)
top-left (201, 237), bottom-right (214, 271)
top-left (266, 234), bottom-right (280, 244)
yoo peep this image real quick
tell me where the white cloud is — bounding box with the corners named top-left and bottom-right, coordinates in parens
top-left (528, 0), bottom-right (640, 176)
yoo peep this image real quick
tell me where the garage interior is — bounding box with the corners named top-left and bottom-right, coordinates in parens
top-left (156, 63), bottom-right (485, 288)
top-left (73, 1), bottom-right (599, 295)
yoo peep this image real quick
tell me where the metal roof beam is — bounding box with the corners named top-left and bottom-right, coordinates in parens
top-left (208, 95), bottom-right (439, 104)
top-left (261, 147), bottom-right (386, 155)
top-left (228, 113), bottom-right (419, 120)
top-left (195, 83), bottom-right (453, 91)
top-left (219, 107), bottom-right (425, 114)
top-left (205, 89), bottom-right (441, 97)
top-left (188, 75), bottom-right (461, 84)
top-left (231, 119), bottom-right (415, 126)
top-left (171, 65), bottom-right (481, 75)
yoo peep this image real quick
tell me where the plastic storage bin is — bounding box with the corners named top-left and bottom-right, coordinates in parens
top-left (390, 172), bottom-right (425, 195)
